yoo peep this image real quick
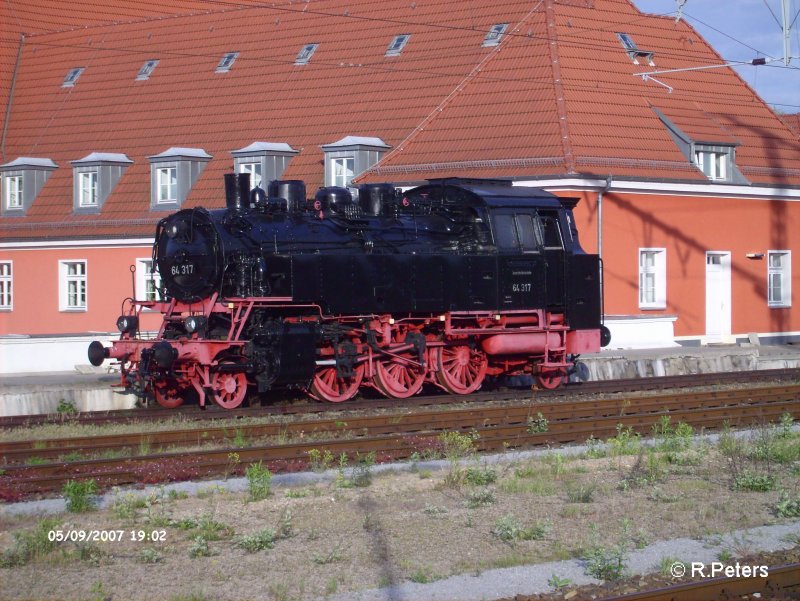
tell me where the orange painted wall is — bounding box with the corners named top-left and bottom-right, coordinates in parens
top-left (561, 190), bottom-right (800, 339)
top-left (0, 245), bottom-right (161, 336)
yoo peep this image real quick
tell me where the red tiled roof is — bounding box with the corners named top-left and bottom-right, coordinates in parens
top-left (780, 113), bottom-right (800, 138)
top-left (1, 0), bottom-right (799, 241)
top-left (0, 1), bottom-right (242, 141)
top-left (365, 0), bottom-right (800, 184)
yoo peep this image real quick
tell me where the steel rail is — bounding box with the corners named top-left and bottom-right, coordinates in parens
top-left (1, 367), bottom-right (797, 429)
top-left (2, 383), bottom-right (799, 465)
top-left (588, 562), bottom-right (800, 601)
top-left (1, 390), bottom-right (798, 495)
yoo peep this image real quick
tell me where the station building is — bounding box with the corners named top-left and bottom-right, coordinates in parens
top-left (1, 0), bottom-right (799, 373)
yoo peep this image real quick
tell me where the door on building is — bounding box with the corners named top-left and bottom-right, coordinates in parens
top-left (705, 251), bottom-right (732, 343)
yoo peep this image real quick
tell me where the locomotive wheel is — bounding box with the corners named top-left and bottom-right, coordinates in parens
top-left (373, 357), bottom-right (425, 399)
top-left (211, 371), bottom-right (248, 409)
top-left (537, 370), bottom-right (565, 390)
top-left (153, 380), bottom-right (185, 409)
top-left (309, 364), bottom-right (364, 403)
top-left (433, 346), bottom-right (488, 395)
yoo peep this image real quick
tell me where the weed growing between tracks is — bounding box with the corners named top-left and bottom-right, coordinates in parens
top-left (1, 416), bottom-right (800, 600)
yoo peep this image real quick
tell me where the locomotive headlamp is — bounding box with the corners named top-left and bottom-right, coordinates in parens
top-left (184, 315), bottom-right (208, 335)
top-left (166, 220), bottom-right (189, 239)
top-left (116, 315), bottom-right (139, 334)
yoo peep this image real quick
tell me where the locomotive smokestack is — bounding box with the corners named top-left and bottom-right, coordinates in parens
top-left (224, 173), bottom-right (250, 210)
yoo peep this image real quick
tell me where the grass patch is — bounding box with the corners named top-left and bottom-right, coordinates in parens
top-left (63, 479), bottom-right (98, 513)
top-left (0, 518), bottom-right (62, 567)
top-left (566, 484), bottom-right (596, 503)
top-left (492, 514), bottom-right (551, 542)
top-left (465, 488), bottom-right (496, 508)
top-left (236, 528), bottom-right (276, 553)
top-left (245, 461), bottom-right (272, 501)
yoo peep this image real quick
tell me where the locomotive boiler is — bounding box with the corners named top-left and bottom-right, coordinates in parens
top-left (88, 174), bottom-right (609, 408)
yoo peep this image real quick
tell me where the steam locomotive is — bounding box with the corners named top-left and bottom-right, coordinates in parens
top-left (88, 174), bottom-right (609, 408)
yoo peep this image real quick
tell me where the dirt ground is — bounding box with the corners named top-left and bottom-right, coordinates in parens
top-left (1, 424), bottom-right (799, 601)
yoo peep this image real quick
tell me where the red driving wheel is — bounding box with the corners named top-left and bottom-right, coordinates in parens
top-left (309, 363), bottom-right (364, 403)
top-left (373, 357), bottom-right (425, 398)
top-left (433, 346), bottom-right (488, 394)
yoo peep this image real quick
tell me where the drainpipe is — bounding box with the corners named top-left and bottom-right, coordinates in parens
top-left (597, 176), bottom-right (613, 334)
top-left (597, 175), bottom-right (613, 260)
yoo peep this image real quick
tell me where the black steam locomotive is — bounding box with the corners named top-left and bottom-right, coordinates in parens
top-left (89, 174), bottom-right (608, 408)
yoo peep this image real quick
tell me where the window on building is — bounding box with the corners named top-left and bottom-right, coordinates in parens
top-left (768, 251), bottom-right (791, 307)
top-left (331, 157), bottom-right (354, 188)
top-left (216, 52), bottom-right (239, 73)
top-left (136, 59), bottom-right (159, 80)
top-left (0, 262), bottom-right (11, 310)
top-left (615, 32), bottom-right (655, 65)
top-left (639, 248), bottom-right (666, 309)
top-left (62, 67), bottom-right (85, 87)
top-left (157, 167), bottom-right (177, 203)
top-left (483, 24), bottom-right (508, 47)
top-left (136, 258), bottom-right (162, 302)
top-left (239, 162), bottom-right (263, 190)
top-left (5, 175), bottom-right (22, 209)
top-left (695, 149), bottom-right (729, 181)
top-left (295, 44), bottom-right (318, 65)
top-left (386, 34), bottom-right (410, 57)
top-left (60, 260), bottom-right (87, 311)
top-left (79, 171), bottom-right (98, 207)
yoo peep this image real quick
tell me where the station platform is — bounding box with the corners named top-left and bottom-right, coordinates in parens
top-left (2, 344), bottom-right (800, 417)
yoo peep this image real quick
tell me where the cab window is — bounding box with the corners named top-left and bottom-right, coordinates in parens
top-left (539, 213), bottom-right (564, 249)
top-left (493, 212), bottom-right (544, 252)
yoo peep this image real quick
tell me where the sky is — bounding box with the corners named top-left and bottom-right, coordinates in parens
top-left (631, 0), bottom-right (800, 112)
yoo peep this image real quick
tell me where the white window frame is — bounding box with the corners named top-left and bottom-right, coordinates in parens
top-left (5, 175), bottom-right (22, 209)
top-left (638, 248), bottom-right (666, 310)
top-left (135, 258), bottom-right (162, 303)
top-left (295, 43), bottom-right (318, 65)
top-left (59, 260), bottom-right (87, 311)
top-left (239, 162), bottom-right (263, 190)
top-left (386, 34), bottom-right (410, 57)
top-left (330, 157), bottom-right (354, 188)
top-left (768, 250), bottom-right (792, 308)
top-left (78, 171), bottom-right (98, 207)
top-left (157, 167), bottom-right (177, 204)
top-left (0, 261), bottom-right (12, 311)
top-left (216, 52), bottom-right (239, 73)
top-left (62, 67), bottom-right (85, 87)
top-left (136, 59), bottom-right (159, 80)
top-left (695, 149), bottom-right (728, 181)
top-left (483, 24), bottom-right (508, 47)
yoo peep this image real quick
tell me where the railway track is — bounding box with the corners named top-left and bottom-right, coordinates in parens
top-left (590, 562), bottom-right (800, 601)
top-left (1, 381), bottom-right (799, 497)
top-left (1, 367), bottom-right (798, 429)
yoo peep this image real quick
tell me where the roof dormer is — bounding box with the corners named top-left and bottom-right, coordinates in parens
top-left (71, 153), bottom-right (133, 214)
top-left (321, 137), bottom-right (391, 190)
top-left (147, 147), bottom-right (211, 209)
top-left (0, 157), bottom-right (57, 216)
top-left (231, 142), bottom-right (299, 191)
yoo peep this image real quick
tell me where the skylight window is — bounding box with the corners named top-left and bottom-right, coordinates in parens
top-left (483, 24), bottom-right (508, 47)
top-left (295, 44), bottom-right (318, 65)
top-left (136, 59), bottom-right (159, 81)
top-left (62, 67), bottom-right (85, 88)
top-left (615, 32), bottom-right (655, 66)
top-left (386, 34), bottom-right (410, 57)
top-left (216, 52), bottom-right (239, 73)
